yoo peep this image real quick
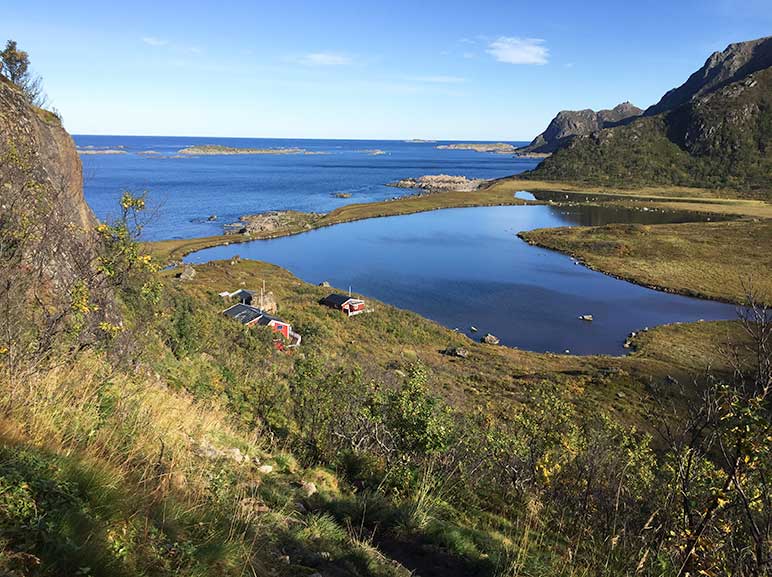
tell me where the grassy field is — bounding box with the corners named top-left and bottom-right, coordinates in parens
top-left (520, 219), bottom-right (772, 305)
top-left (487, 177), bottom-right (772, 216)
top-left (171, 258), bottom-right (749, 428)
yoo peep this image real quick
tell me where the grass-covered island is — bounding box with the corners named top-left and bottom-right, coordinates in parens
top-left (178, 144), bottom-right (309, 155)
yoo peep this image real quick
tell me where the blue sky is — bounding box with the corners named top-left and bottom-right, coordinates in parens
top-left (4, 0), bottom-right (771, 140)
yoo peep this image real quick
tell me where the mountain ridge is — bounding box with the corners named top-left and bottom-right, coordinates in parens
top-left (517, 102), bottom-right (641, 154)
top-left (523, 36), bottom-right (772, 194)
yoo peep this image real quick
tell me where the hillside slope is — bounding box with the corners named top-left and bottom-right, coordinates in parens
top-left (525, 37), bottom-right (772, 195)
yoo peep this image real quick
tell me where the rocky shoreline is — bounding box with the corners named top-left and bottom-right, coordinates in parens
top-left (436, 142), bottom-right (516, 154)
top-left (225, 210), bottom-right (321, 236)
top-left (513, 150), bottom-right (551, 159)
top-left (389, 174), bottom-right (486, 192)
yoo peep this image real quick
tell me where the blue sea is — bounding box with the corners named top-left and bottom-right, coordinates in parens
top-left (74, 135), bottom-right (538, 241)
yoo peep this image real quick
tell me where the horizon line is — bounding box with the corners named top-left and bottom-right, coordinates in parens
top-left (70, 132), bottom-right (535, 143)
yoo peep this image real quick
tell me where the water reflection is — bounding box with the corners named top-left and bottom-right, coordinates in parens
top-left (186, 204), bottom-right (738, 355)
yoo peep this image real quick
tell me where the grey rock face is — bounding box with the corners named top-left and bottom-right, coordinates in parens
top-left (646, 36), bottom-right (772, 115)
top-left (519, 102), bottom-right (642, 154)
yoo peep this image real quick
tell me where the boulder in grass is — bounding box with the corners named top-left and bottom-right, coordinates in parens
top-left (444, 346), bottom-right (469, 358)
top-left (178, 265), bottom-right (196, 281)
top-left (481, 333), bottom-right (500, 345)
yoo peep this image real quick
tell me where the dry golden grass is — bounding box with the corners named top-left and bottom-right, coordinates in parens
top-left (0, 351), bottom-right (265, 497)
top-left (521, 220), bottom-right (772, 305)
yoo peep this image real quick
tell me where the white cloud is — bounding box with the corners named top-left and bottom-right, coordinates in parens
top-left (486, 37), bottom-right (548, 65)
top-left (415, 75), bottom-right (466, 84)
top-left (297, 52), bottom-right (352, 66)
top-left (142, 36), bottom-right (169, 47)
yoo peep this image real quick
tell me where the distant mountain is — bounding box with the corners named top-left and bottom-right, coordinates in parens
top-left (524, 36), bottom-right (772, 195)
top-left (518, 102), bottom-right (642, 154)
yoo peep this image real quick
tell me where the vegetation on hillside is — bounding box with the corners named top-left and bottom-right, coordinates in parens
top-left (2, 178), bottom-right (771, 575)
top-left (525, 68), bottom-right (772, 196)
top-left (1, 40), bottom-right (47, 107)
top-left (1, 39), bottom-right (770, 575)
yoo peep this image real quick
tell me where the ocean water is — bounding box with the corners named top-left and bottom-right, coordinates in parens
top-left (74, 135), bottom-right (538, 240)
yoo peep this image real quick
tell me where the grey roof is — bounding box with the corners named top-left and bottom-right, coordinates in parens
top-left (233, 289), bottom-right (255, 296)
top-left (223, 304), bottom-right (290, 329)
top-left (256, 313), bottom-right (283, 326)
top-left (222, 303), bottom-right (263, 325)
top-left (322, 293), bottom-right (356, 307)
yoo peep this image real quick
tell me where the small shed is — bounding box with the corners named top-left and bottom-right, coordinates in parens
top-left (222, 303), bottom-right (301, 346)
top-left (232, 289), bottom-right (255, 305)
top-left (320, 293), bottom-right (366, 317)
top-left (219, 289), bottom-right (255, 305)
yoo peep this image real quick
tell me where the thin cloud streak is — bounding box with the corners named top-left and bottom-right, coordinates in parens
top-left (296, 52), bottom-right (353, 66)
top-left (142, 36), bottom-right (169, 47)
top-left (487, 37), bottom-right (549, 65)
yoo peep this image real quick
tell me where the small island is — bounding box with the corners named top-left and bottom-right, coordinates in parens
top-left (356, 149), bottom-right (387, 155)
top-left (77, 148), bottom-right (127, 155)
top-left (178, 144), bottom-right (307, 156)
top-left (389, 174), bottom-right (486, 192)
top-left (437, 142), bottom-right (517, 154)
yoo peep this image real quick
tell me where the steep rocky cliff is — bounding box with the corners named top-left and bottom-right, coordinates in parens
top-left (517, 102), bottom-right (641, 154)
top-left (525, 37), bottom-right (772, 194)
top-left (0, 75), bottom-right (97, 284)
top-left (0, 74), bottom-right (112, 362)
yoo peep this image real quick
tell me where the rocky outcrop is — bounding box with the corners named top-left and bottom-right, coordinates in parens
top-left (646, 36), bottom-right (772, 115)
top-left (0, 76), bottom-right (97, 285)
top-left (0, 76), bottom-right (113, 356)
top-left (389, 174), bottom-right (486, 192)
top-left (481, 333), bottom-right (500, 345)
top-left (518, 102), bottom-right (642, 154)
top-left (226, 210), bottom-right (321, 236)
